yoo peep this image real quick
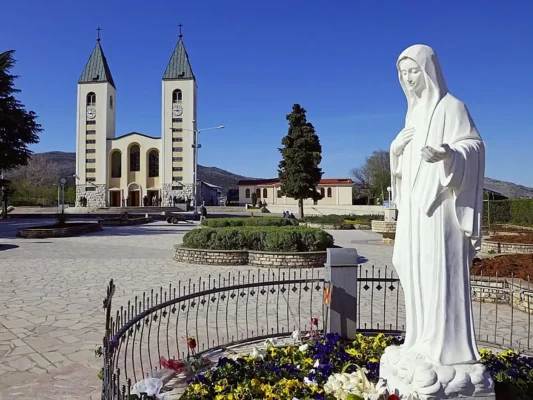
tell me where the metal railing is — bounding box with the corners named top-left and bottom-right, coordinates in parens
top-left (100, 266), bottom-right (532, 399)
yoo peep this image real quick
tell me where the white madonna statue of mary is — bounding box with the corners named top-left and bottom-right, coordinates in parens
top-left (379, 45), bottom-right (495, 399)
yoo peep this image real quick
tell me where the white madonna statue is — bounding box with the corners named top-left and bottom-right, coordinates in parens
top-left (379, 44), bottom-right (495, 399)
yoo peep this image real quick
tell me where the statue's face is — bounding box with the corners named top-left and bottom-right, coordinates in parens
top-left (399, 58), bottom-right (425, 94)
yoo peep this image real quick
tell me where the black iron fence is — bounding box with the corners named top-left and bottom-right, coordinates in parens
top-left (100, 266), bottom-right (532, 399)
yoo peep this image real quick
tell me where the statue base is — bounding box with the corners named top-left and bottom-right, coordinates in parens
top-left (379, 346), bottom-right (495, 399)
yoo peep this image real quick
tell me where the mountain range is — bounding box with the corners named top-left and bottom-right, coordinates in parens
top-left (36, 151), bottom-right (533, 199)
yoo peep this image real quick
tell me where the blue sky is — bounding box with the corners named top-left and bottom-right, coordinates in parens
top-left (2, 0), bottom-right (533, 186)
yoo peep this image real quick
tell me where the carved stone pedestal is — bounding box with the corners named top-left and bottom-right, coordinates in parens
top-left (380, 346), bottom-right (495, 399)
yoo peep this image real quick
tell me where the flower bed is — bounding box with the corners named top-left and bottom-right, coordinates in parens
top-left (180, 333), bottom-right (533, 400)
top-left (201, 217), bottom-right (297, 228)
top-left (182, 226), bottom-right (334, 252)
top-left (472, 254), bottom-right (533, 280)
top-left (16, 222), bottom-right (102, 238)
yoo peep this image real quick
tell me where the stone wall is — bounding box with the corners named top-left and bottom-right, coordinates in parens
top-left (76, 184), bottom-right (107, 208)
top-left (174, 246), bottom-right (326, 268)
top-left (162, 183), bottom-right (194, 207)
top-left (248, 251), bottom-right (326, 268)
top-left (371, 220), bottom-right (397, 233)
top-left (174, 246), bottom-right (248, 265)
top-left (300, 222), bottom-right (353, 230)
top-left (471, 276), bottom-right (533, 314)
top-left (481, 240), bottom-right (533, 254)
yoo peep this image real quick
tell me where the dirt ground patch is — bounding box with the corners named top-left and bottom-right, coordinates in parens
top-left (472, 254), bottom-right (533, 280)
top-left (488, 234), bottom-right (533, 244)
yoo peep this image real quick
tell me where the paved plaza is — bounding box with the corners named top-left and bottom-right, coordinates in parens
top-left (0, 219), bottom-right (530, 399)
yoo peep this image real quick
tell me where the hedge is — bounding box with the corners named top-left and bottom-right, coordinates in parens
top-left (484, 199), bottom-right (533, 226)
top-left (201, 217), bottom-right (297, 228)
top-left (182, 226), bottom-right (334, 252)
top-left (301, 214), bottom-right (384, 224)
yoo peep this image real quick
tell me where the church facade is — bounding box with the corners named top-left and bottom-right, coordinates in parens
top-left (75, 33), bottom-right (198, 207)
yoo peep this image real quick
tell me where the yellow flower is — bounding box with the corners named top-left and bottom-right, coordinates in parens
top-left (346, 348), bottom-right (361, 357)
top-left (302, 357), bottom-right (315, 366)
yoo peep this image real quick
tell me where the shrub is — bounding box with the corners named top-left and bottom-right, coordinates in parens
top-left (483, 199), bottom-right (533, 226)
top-left (251, 192), bottom-right (257, 207)
top-left (302, 214), bottom-right (384, 224)
top-left (182, 226), bottom-right (334, 252)
top-left (201, 217), bottom-right (297, 228)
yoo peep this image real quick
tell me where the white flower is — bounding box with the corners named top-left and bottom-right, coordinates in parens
top-left (249, 347), bottom-right (265, 360)
top-left (298, 344), bottom-right (309, 352)
top-left (313, 359), bottom-right (320, 368)
top-left (131, 378), bottom-right (163, 396)
top-left (291, 330), bottom-right (300, 341)
top-left (264, 338), bottom-right (278, 348)
top-left (303, 377), bottom-right (317, 386)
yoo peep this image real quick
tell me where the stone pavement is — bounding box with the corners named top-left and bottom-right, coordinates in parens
top-left (0, 220), bottom-right (530, 399)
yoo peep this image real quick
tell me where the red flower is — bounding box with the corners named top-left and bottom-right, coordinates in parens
top-left (187, 337), bottom-right (197, 350)
top-left (160, 357), bottom-right (185, 372)
top-left (388, 395), bottom-right (400, 400)
top-left (311, 317), bottom-right (318, 326)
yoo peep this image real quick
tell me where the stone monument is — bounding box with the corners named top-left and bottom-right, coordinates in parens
top-left (379, 44), bottom-right (495, 399)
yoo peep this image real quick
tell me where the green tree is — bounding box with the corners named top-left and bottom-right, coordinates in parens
top-left (278, 104), bottom-right (323, 219)
top-left (251, 192), bottom-right (258, 207)
top-left (0, 50), bottom-right (42, 217)
top-left (351, 150), bottom-right (391, 204)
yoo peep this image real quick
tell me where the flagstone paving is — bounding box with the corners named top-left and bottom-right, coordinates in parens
top-left (0, 219), bottom-right (531, 399)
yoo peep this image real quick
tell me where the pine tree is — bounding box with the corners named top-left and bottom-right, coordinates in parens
top-left (278, 104), bottom-right (323, 219)
top-left (0, 50), bottom-right (42, 217)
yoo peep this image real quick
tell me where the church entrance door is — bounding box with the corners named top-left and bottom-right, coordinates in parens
top-left (109, 191), bottom-right (121, 207)
top-left (128, 191), bottom-right (140, 207)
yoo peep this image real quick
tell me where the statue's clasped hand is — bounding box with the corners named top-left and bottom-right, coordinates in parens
top-left (392, 127), bottom-right (415, 156)
top-left (421, 144), bottom-right (452, 163)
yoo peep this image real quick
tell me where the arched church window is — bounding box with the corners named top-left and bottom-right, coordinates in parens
top-left (256, 188), bottom-right (261, 198)
top-left (172, 89), bottom-right (182, 103)
top-left (87, 92), bottom-right (96, 106)
top-left (320, 188), bottom-right (325, 198)
top-left (111, 151), bottom-right (121, 178)
top-left (148, 150), bottom-right (159, 177)
top-left (245, 189), bottom-right (250, 198)
top-left (327, 187), bottom-right (332, 198)
top-left (263, 188), bottom-right (268, 199)
top-left (109, 95), bottom-right (113, 109)
top-left (129, 145), bottom-right (140, 172)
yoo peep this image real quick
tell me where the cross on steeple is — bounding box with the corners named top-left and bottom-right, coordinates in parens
top-left (178, 23), bottom-right (183, 38)
top-left (97, 27), bottom-right (102, 42)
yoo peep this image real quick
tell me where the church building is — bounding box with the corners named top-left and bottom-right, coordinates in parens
top-left (75, 30), bottom-right (198, 207)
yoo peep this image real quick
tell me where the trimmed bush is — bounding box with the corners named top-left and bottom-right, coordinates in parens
top-left (301, 214), bottom-right (384, 224)
top-left (483, 199), bottom-right (533, 226)
top-left (201, 217), bottom-right (297, 228)
top-left (183, 226), bottom-right (334, 252)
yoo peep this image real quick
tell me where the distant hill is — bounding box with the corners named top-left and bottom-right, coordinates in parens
top-left (484, 177), bottom-right (533, 199)
top-left (30, 151), bottom-right (533, 199)
top-left (35, 151), bottom-right (254, 193)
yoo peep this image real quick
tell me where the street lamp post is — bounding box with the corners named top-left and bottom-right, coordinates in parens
top-left (180, 123), bottom-right (224, 214)
top-left (386, 186), bottom-right (392, 208)
top-left (60, 178), bottom-right (66, 213)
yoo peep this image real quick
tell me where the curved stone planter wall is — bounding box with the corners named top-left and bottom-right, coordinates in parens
top-left (17, 222), bottom-right (102, 239)
top-left (371, 220), bottom-right (397, 243)
top-left (481, 240), bottom-right (533, 254)
top-left (174, 247), bottom-right (248, 265)
top-left (174, 245), bottom-right (327, 268)
top-left (248, 251), bottom-right (326, 268)
top-left (300, 222), bottom-right (354, 230)
top-left (98, 217), bottom-right (152, 226)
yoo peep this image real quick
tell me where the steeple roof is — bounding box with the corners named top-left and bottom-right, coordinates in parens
top-left (78, 41), bottom-right (116, 88)
top-left (163, 37), bottom-right (195, 80)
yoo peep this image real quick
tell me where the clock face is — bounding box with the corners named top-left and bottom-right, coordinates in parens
top-left (86, 108), bottom-right (96, 119)
top-left (172, 105), bottom-right (183, 116)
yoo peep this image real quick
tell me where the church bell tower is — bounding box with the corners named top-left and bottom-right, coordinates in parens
top-left (75, 28), bottom-right (116, 207)
top-left (161, 25), bottom-right (197, 202)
